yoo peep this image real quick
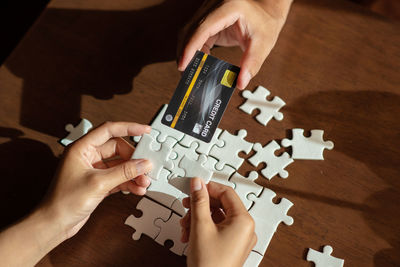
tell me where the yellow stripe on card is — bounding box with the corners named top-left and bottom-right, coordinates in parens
top-left (171, 53), bottom-right (208, 128)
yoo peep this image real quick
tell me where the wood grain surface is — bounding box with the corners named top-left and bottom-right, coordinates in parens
top-left (0, 0), bottom-right (399, 266)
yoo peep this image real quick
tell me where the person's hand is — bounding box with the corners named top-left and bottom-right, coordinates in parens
top-left (180, 178), bottom-right (257, 267)
top-left (41, 122), bottom-right (153, 240)
top-left (178, 0), bottom-right (292, 90)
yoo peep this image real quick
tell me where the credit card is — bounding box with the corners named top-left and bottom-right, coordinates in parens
top-left (162, 51), bottom-right (240, 143)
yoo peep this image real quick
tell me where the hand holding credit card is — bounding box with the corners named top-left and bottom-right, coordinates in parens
top-left (162, 51), bottom-right (240, 143)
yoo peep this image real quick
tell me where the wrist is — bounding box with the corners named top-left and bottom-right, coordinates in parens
top-left (257, 0), bottom-right (293, 21)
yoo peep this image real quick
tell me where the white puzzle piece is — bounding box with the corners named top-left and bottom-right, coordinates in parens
top-left (154, 213), bottom-right (188, 256)
top-left (243, 251), bottom-right (264, 267)
top-left (281, 129), bottom-right (334, 160)
top-left (132, 128), bottom-right (160, 144)
top-left (179, 128), bottom-right (224, 155)
top-left (124, 197), bottom-right (171, 240)
top-left (248, 140), bottom-right (294, 179)
top-left (248, 188), bottom-right (294, 255)
top-left (204, 157), bottom-right (235, 188)
top-left (151, 104), bottom-right (185, 143)
top-left (60, 118), bottom-right (93, 146)
top-left (169, 154), bottom-right (213, 195)
top-left (146, 168), bottom-right (183, 208)
top-left (307, 245), bottom-right (344, 267)
top-left (239, 86), bottom-right (285, 126)
top-left (229, 171), bottom-right (262, 209)
top-left (209, 129), bottom-right (253, 170)
top-left (170, 197), bottom-right (188, 217)
top-left (169, 143), bottom-right (199, 178)
top-left (132, 133), bottom-right (174, 180)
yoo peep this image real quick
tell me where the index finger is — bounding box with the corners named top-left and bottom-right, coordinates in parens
top-left (75, 121), bottom-right (151, 148)
top-left (206, 181), bottom-right (248, 217)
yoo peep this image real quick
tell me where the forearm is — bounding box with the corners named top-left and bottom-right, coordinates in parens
top-left (0, 208), bottom-right (65, 267)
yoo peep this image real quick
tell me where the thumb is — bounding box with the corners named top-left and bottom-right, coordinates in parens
top-left (101, 159), bottom-right (152, 190)
top-left (190, 177), bottom-right (213, 230)
top-left (237, 38), bottom-right (272, 90)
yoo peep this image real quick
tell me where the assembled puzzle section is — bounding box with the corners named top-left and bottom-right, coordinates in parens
top-left (154, 213), bottom-right (187, 256)
top-left (239, 86), bottom-right (285, 126)
top-left (281, 129), bottom-right (334, 160)
top-left (60, 118), bottom-right (93, 146)
top-left (124, 197), bottom-right (171, 240)
top-left (229, 171), bottom-right (262, 210)
top-left (306, 245), bottom-right (344, 267)
top-left (209, 129), bottom-right (253, 170)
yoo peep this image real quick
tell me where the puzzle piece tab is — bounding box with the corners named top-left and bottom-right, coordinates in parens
top-left (240, 86), bottom-right (285, 126)
top-left (307, 245), bottom-right (344, 267)
top-left (132, 133), bottom-right (174, 180)
top-left (281, 128), bottom-right (334, 160)
top-left (124, 197), bottom-right (171, 240)
top-left (248, 140), bottom-right (294, 179)
top-left (60, 118), bottom-right (93, 146)
top-left (209, 129), bottom-right (253, 170)
top-left (248, 188), bottom-right (294, 255)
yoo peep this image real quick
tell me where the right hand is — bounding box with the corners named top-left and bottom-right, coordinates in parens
top-left (180, 178), bottom-right (257, 267)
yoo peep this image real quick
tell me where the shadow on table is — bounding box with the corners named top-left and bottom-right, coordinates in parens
top-left (0, 127), bottom-right (58, 229)
top-left (4, 0), bottom-right (201, 138)
top-left (286, 90), bottom-right (400, 266)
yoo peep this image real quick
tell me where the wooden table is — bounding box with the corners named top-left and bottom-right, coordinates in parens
top-left (0, 0), bottom-right (399, 266)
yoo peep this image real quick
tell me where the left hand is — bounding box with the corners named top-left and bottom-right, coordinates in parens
top-left (41, 121), bottom-right (153, 240)
top-left (178, 0), bottom-right (292, 90)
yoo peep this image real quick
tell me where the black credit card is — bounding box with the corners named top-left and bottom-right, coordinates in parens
top-left (162, 51), bottom-right (240, 143)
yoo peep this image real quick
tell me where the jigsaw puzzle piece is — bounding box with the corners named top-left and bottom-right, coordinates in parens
top-left (60, 118), bottom-right (93, 146)
top-left (146, 168), bottom-right (183, 208)
top-left (132, 133), bottom-right (174, 180)
top-left (243, 251), bottom-right (264, 267)
top-left (239, 86), bottom-right (285, 126)
top-left (248, 140), bottom-right (294, 179)
top-left (281, 128), bottom-right (334, 160)
top-left (154, 213), bottom-right (188, 256)
top-left (229, 171), bottom-right (262, 210)
top-left (170, 197), bottom-right (188, 217)
top-left (151, 104), bottom-right (185, 143)
top-left (169, 142), bottom-right (199, 178)
top-left (204, 157), bottom-right (235, 188)
top-left (307, 245), bottom-right (344, 267)
top-left (124, 197), bottom-right (171, 240)
top-left (132, 128), bottom-right (161, 147)
top-left (169, 154), bottom-right (213, 195)
top-left (209, 129), bottom-right (253, 170)
top-left (179, 128), bottom-right (224, 155)
top-left (248, 188), bottom-right (294, 255)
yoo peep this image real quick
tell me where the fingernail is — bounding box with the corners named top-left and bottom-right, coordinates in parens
top-left (191, 177), bottom-right (202, 193)
top-left (240, 71), bottom-right (251, 89)
top-left (136, 159), bottom-right (152, 175)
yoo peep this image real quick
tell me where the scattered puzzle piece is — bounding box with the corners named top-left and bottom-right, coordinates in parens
top-left (154, 213), bottom-right (187, 256)
top-left (248, 188), bottom-right (294, 255)
top-left (179, 128), bottom-right (224, 155)
top-left (209, 129), bottom-right (253, 170)
top-left (132, 133), bottom-right (174, 180)
top-left (124, 197), bottom-right (171, 240)
top-left (307, 245), bottom-right (344, 267)
top-left (243, 251), bottom-right (264, 267)
top-left (281, 128), bottom-right (334, 160)
top-left (239, 86), bottom-right (285, 126)
top-left (248, 140), bottom-right (294, 179)
top-left (60, 118), bottom-right (93, 146)
top-left (229, 171), bottom-right (262, 209)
